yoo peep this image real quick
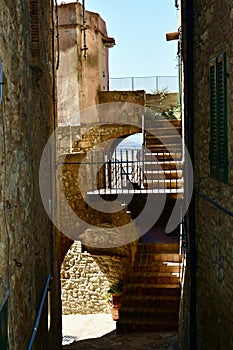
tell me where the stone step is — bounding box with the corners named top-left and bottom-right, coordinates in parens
top-left (144, 152), bottom-right (182, 161)
top-left (144, 170), bottom-right (183, 180)
top-left (123, 283), bottom-right (181, 297)
top-left (145, 135), bottom-right (182, 145)
top-left (120, 294), bottom-right (180, 309)
top-left (119, 306), bottom-right (179, 321)
top-left (126, 272), bottom-right (180, 284)
top-left (137, 243), bottom-right (179, 253)
top-left (144, 161), bottom-right (183, 171)
top-left (145, 119), bottom-right (181, 128)
top-left (145, 126), bottom-right (181, 136)
top-left (143, 179), bottom-right (183, 190)
top-left (116, 318), bottom-right (178, 333)
top-left (133, 262), bottom-right (180, 273)
top-left (145, 144), bottom-right (182, 152)
top-left (134, 253), bottom-right (181, 263)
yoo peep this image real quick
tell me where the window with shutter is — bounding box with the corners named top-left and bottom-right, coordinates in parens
top-left (209, 52), bottom-right (228, 183)
top-left (30, 0), bottom-right (40, 65)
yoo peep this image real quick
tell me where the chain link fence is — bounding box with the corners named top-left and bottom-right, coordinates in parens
top-left (109, 76), bottom-right (178, 93)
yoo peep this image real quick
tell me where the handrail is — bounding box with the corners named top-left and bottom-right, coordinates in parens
top-left (0, 290), bottom-right (10, 313)
top-left (27, 274), bottom-right (51, 350)
top-left (195, 189), bottom-right (233, 217)
top-left (181, 218), bottom-right (189, 258)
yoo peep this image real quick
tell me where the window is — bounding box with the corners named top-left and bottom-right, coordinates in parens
top-left (30, 0), bottom-right (39, 64)
top-left (209, 52), bottom-right (228, 183)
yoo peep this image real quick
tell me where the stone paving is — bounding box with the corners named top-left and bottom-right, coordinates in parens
top-left (62, 314), bottom-right (179, 350)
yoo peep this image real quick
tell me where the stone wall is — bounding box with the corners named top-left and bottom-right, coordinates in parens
top-left (146, 92), bottom-right (179, 114)
top-left (0, 2), bottom-right (61, 349)
top-left (61, 241), bottom-right (134, 315)
top-left (191, 0), bottom-right (233, 349)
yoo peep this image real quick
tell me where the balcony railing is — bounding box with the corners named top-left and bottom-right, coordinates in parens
top-left (109, 75), bottom-right (178, 93)
top-left (85, 148), bottom-right (183, 195)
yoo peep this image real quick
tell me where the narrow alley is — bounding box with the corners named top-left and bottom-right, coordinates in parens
top-left (62, 315), bottom-right (178, 350)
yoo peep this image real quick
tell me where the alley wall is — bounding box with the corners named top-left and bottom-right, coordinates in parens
top-left (192, 0), bottom-right (233, 349)
top-left (0, 1), bottom-right (61, 349)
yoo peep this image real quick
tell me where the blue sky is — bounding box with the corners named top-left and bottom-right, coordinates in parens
top-left (58, 0), bottom-right (179, 78)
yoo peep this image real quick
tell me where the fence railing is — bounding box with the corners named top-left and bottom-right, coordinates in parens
top-left (109, 75), bottom-right (178, 93)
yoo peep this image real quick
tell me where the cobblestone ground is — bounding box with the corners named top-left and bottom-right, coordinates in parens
top-left (62, 315), bottom-right (179, 350)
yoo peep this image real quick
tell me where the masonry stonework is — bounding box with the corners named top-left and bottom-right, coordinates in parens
top-left (61, 240), bottom-right (135, 315)
top-left (192, 0), bottom-right (233, 349)
top-left (0, 2), bottom-right (61, 349)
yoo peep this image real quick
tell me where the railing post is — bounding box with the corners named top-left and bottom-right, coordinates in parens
top-left (27, 274), bottom-right (51, 350)
top-left (131, 77), bottom-right (134, 91)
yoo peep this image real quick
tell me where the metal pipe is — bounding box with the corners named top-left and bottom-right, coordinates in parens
top-left (27, 274), bottom-right (51, 350)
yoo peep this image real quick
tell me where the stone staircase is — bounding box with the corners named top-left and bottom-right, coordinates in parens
top-left (143, 119), bottom-right (183, 194)
top-left (116, 242), bottom-right (181, 333)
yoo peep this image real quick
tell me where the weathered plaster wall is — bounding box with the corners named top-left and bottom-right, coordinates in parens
top-left (0, 1), bottom-right (61, 349)
top-left (57, 2), bottom-right (114, 125)
top-left (192, 1), bottom-right (233, 349)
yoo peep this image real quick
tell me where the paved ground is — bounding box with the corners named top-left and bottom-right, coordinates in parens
top-left (62, 314), bottom-right (179, 349)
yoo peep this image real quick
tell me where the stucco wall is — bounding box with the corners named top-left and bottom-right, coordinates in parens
top-left (192, 1), bottom-right (233, 349)
top-left (57, 2), bottom-right (113, 125)
top-left (0, 2), bottom-right (61, 349)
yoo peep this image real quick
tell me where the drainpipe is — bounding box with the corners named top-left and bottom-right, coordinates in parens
top-left (182, 0), bottom-right (196, 349)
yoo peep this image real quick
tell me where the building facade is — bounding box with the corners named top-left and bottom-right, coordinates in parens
top-left (0, 1), bottom-right (61, 349)
top-left (180, 0), bottom-right (233, 349)
top-left (57, 1), bottom-right (115, 126)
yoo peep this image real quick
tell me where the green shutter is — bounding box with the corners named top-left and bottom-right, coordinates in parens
top-left (209, 53), bottom-right (228, 183)
top-left (217, 53), bottom-right (228, 183)
top-left (210, 58), bottom-right (218, 176)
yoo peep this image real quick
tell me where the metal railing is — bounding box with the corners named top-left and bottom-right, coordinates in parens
top-left (109, 75), bottom-right (178, 93)
top-left (179, 217), bottom-right (189, 285)
top-left (83, 148), bottom-right (183, 195)
top-left (27, 274), bottom-right (51, 350)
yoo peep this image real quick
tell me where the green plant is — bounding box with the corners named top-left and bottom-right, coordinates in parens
top-left (161, 104), bottom-right (181, 120)
top-left (105, 279), bottom-right (124, 301)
